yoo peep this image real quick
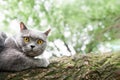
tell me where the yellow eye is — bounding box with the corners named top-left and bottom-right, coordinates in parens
top-left (23, 37), bottom-right (30, 42)
top-left (37, 39), bottom-right (43, 44)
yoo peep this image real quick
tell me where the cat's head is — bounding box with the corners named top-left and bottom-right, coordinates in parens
top-left (16, 22), bottom-right (51, 57)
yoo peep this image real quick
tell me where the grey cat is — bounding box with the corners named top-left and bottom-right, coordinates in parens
top-left (0, 22), bottom-right (51, 71)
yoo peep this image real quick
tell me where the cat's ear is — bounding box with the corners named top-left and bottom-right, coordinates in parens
top-left (44, 29), bottom-right (51, 36)
top-left (20, 22), bottom-right (27, 31)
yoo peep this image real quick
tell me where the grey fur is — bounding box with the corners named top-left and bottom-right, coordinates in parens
top-left (0, 22), bottom-right (50, 71)
top-left (0, 32), bottom-right (7, 52)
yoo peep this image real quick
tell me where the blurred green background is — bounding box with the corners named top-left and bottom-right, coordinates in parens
top-left (0, 0), bottom-right (120, 56)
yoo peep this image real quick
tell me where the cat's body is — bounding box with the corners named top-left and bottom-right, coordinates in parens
top-left (0, 22), bottom-right (50, 71)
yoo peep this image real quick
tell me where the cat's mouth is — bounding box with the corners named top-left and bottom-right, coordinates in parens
top-left (23, 50), bottom-right (40, 57)
top-left (22, 48), bottom-right (43, 57)
top-left (23, 48), bottom-right (36, 53)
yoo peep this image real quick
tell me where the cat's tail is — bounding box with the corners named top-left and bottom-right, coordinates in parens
top-left (0, 32), bottom-right (7, 52)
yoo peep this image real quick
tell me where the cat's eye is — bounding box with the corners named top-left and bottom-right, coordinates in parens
top-left (37, 39), bottom-right (43, 45)
top-left (23, 37), bottom-right (30, 42)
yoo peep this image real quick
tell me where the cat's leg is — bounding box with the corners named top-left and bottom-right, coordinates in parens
top-left (9, 57), bottom-right (50, 71)
top-left (34, 58), bottom-right (50, 67)
top-left (0, 49), bottom-right (49, 71)
top-left (0, 53), bottom-right (33, 71)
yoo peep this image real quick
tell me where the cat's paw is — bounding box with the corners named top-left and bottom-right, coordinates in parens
top-left (39, 58), bottom-right (50, 67)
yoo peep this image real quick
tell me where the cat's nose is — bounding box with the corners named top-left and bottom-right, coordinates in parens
top-left (31, 45), bottom-right (35, 49)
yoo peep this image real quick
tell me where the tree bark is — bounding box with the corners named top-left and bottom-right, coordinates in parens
top-left (0, 52), bottom-right (120, 80)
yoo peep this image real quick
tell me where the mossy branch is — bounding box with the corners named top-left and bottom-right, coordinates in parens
top-left (0, 52), bottom-right (120, 80)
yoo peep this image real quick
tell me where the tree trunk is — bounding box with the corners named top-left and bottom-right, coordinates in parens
top-left (0, 52), bottom-right (120, 80)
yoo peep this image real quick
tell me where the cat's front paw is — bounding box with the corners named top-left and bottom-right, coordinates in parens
top-left (39, 58), bottom-right (50, 67)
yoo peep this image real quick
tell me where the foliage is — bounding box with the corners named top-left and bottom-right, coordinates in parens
top-left (0, 0), bottom-right (120, 53)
